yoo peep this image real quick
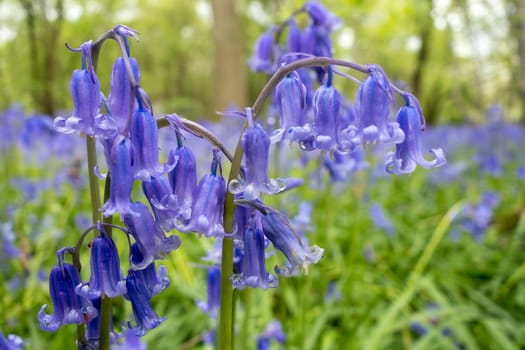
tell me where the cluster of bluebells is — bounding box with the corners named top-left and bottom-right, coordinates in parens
top-left (249, 1), bottom-right (446, 179)
top-left (0, 328), bottom-right (24, 350)
top-left (37, 1), bottom-right (449, 347)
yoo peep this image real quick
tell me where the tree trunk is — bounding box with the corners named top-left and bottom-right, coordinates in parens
top-left (210, 0), bottom-right (247, 118)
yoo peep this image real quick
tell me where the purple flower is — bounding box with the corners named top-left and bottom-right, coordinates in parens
top-left (0, 329), bottom-right (23, 350)
top-left (384, 93), bottom-right (446, 174)
top-left (54, 41), bottom-right (101, 135)
top-left (129, 244), bottom-right (170, 298)
top-left (108, 57), bottom-right (140, 133)
top-left (257, 320), bottom-right (286, 350)
top-left (312, 71), bottom-right (342, 150)
top-left (2, 222), bottom-right (19, 259)
top-left (232, 218), bottom-right (278, 290)
top-left (167, 138), bottom-right (198, 230)
top-left (38, 263), bottom-right (98, 331)
top-left (241, 201), bottom-right (323, 276)
top-left (272, 71), bottom-right (309, 143)
top-left (188, 150), bottom-right (226, 237)
top-left (125, 269), bottom-right (166, 336)
top-left (304, 1), bottom-right (341, 30)
top-left (76, 229), bottom-right (127, 299)
top-left (124, 202), bottom-right (181, 270)
top-left (142, 175), bottom-right (177, 231)
top-left (229, 108), bottom-right (285, 200)
top-left (249, 29), bottom-right (275, 73)
top-left (100, 135), bottom-right (136, 217)
top-left (354, 65), bottom-right (404, 145)
top-left (130, 92), bottom-right (175, 180)
top-left (112, 328), bottom-right (146, 350)
top-left (369, 202), bottom-right (395, 236)
top-left (197, 266), bottom-right (221, 317)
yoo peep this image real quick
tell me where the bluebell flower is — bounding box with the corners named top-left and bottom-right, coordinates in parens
top-left (272, 71), bottom-right (309, 143)
top-left (100, 135), bottom-right (136, 217)
top-left (287, 19), bottom-right (303, 57)
top-left (1, 221), bottom-right (19, 259)
top-left (257, 320), bottom-right (286, 350)
top-left (240, 201), bottom-right (323, 276)
top-left (142, 175), bottom-right (177, 231)
top-left (323, 148), bottom-right (368, 182)
top-left (354, 65), bottom-right (404, 145)
top-left (129, 244), bottom-right (170, 298)
top-left (123, 202), bottom-right (181, 270)
top-left (304, 1), bottom-right (342, 30)
top-left (229, 108), bottom-right (286, 200)
top-left (384, 93), bottom-right (446, 174)
top-left (197, 266), bottom-right (221, 317)
top-left (167, 133), bottom-right (198, 230)
top-left (249, 29), bottom-right (275, 73)
top-left (188, 150), bottom-right (227, 237)
top-left (369, 202), bottom-right (395, 236)
top-left (130, 91), bottom-right (176, 180)
top-left (76, 228), bottom-right (127, 299)
top-left (0, 329), bottom-right (23, 350)
top-left (54, 41), bottom-right (101, 135)
top-left (452, 191), bottom-right (500, 242)
top-left (232, 217), bottom-right (278, 290)
top-left (111, 328), bottom-right (146, 350)
top-left (125, 269), bottom-right (166, 336)
top-left (108, 56), bottom-right (140, 133)
top-left (312, 70), bottom-right (342, 150)
top-left (38, 263), bottom-right (98, 331)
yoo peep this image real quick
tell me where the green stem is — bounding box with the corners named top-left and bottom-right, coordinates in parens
top-left (219, 135), bottom-right (244, 350)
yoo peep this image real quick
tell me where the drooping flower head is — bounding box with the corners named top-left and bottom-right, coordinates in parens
top-left (54, 41), bottom-right (101, 135)
top-left (384, 92), bottom-right (446, 174)
top-left (123, 201), bottom-right (181, 270)
top-left (355, 65), bottom-right (404, 145)
top-left (130, 88), bottom-right (176, 180)
top-left (304, 1), bottom-right (342, 30)
top-left (231, 211), bottom-right (278, 290)
top-left (108, 56), bottom-right (140, 133)
top-left (0, 328), bottom-right (24, 350)
top-left (76, 227), bottom-right (127, 299)
top-left (257, 320), bottom-right (286, 350)
top-left (125, 269), bottom-right (166, 336)
top-left (312, 68), bottom-right (342, 150)
top-left (100, 135), bottom-right (136, 217)
top-left (166, 115), bottom-right (198, 230)
top-left (229, 108), bottom-right (286, 200)
top-left (188, 149), bottom-right (227, 237)
top-left (129, 244), bottom-right (170, 298)
top-left (38, 254), bottom-right (98, 331)
top-left (249, 28), bottom-right (275, 73)
top-left (142, 175), bottom-right (178, 231)
top-left (238, 200), bottom-right (323, 277)
top-left (197, 266), bottom-right (221, 318)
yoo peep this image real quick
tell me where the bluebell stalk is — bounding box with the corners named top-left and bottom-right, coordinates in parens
top-left (54, 41), bottom-right (101, 135)
top-left (123, 202), bottom-right (181, 270)
top-left (197, 266), bottom-right (221, 317)
top-left (187, 149), bottom-right (227, 237)
top-left (0, 329), bottom-right (23, 350)
top-left (384, 93), bottom-right (446, 174)
top-left (38, 262), bottom-right (98, 331)
top-left (354, 65), bottom-right (404, 144)
top-left (125, 269), bottom-right (166, 336)
top-left (229, 108), bottom-right (286, 200)
top-left (100, 135), bottom-right (136, 217)
top-left (130, 89), bottom-right (176, 180)
top-left (239, 200), bottom-right (323, 276)
top-left (76, 228), bottom-right (127, 299)
top-left (231, 214), bottom-right (278, 290)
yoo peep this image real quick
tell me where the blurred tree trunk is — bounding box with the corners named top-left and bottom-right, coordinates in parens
top-left (507, 0), bottom-right (525, 122)
top-left (210, 0), bottom-right (247, 118)
top-left (19, 0), bottom-right (63, 116)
